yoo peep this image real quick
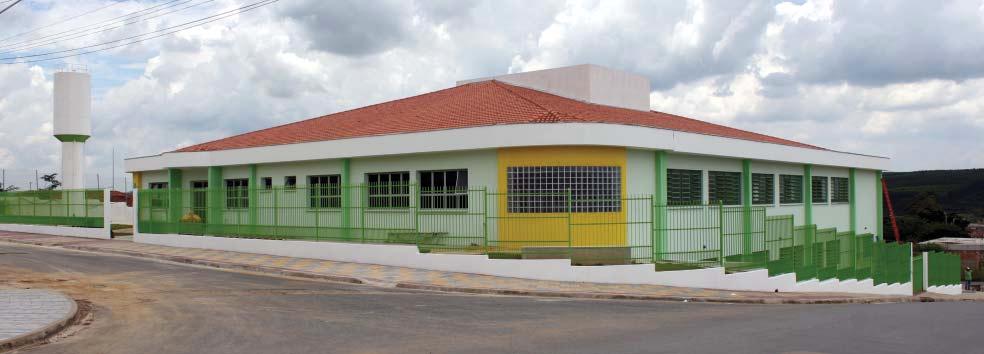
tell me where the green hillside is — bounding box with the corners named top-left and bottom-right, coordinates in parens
top-left (883, 169), bottom-right (984, 219)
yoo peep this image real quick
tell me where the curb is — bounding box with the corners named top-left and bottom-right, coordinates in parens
top-left (0, 291), bottom-right (79, 352)
top-left (1, 236), bottom-right (979, 305)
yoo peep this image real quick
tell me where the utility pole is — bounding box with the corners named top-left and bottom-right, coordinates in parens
top-left (112, 147), bottom-right (115, 191)
top-left (34, 170), bottom-right (39, 190)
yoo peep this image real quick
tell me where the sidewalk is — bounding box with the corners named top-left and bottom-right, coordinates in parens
top-left (0, 289), bottom-right (78, 351)
top-left (0, 231), bottom-right (975, 304)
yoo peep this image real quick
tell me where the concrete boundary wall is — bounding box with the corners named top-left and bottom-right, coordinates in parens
top-left (926, 285), bottom-right (962, 295)
top-left (0, 223), bottom-right (110, 239)
top-left (0, 189), bottom-right (111, 240)
top-left (133, 232), bottom-right (912, 296)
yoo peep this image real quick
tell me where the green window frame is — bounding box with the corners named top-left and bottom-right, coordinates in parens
top-left (667, 169), bottom-right (702, 205)
top-left (751, 173), bottom-right (774, 205)
top-left (225, 178), bottom-right (249, 209)
top-left (148, 182), bottom-right (168, 208)
top-left (308, 175), bottom-right (341, 208)
top-left (831, 177), bottom-right (849, 203)
top-left (779, 174), bottom-right (803, 204)
top-left (812, 176), bottom-right (828, 203)
top-left (367, 172), bottom-right (410, 208)
top-left (708, 171), bottom-right (741, 205)
top-left (419, 169), bottom-right (468, 209)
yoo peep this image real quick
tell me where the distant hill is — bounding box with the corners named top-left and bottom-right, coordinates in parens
top-left (883, 169), bottom-right (984, 220)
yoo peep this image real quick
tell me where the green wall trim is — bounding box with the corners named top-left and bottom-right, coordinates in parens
top-left (741, 159), bottom-right (752, 254)
top-left (248, 164), bottom-right (258, 231)
top-left (341, 158), bottom-right (352, 238)
top-left (54, 134), bottom-right (90, 143)
top-left (804, 164), bottom-right (813, 226)
top-left (876, 170), bottom-right (883, 240)
top-left (654, 150), bottom-right (668, 260)
top-left (207, 166), bottom-right (223, 226)
top-left (167, 168), bottom-right (183, 225)
top-left (849, 168), bottom-right (857, 233)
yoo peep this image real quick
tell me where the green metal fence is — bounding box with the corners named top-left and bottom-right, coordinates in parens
top-left (0, 189), bottom-right (104, 228)
top-left (927, 251), bottom-right (961, 287)
top-left (137, 185), bottom-right (921, 284)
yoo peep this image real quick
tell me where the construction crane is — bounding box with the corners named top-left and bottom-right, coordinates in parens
top-left (881, 178), bottom-right (902, 243)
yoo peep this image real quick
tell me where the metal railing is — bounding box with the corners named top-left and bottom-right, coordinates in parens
top-left (0, 189), bottom-right (105, 228)
top-left (136, 185), bottom-right (926, 284)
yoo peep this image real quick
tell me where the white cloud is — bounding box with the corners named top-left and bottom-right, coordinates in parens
top-left (0, 0), bottom-right (982, 192)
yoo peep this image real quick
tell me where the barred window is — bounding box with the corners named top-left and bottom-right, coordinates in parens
top-left (284, 176), bottom-right (296, 190)
top-left (708, 171), bottom-right (741, 205)
top-left (419, 169), bottom-right (468, 209)
top-left (148, 182), bottom-right (168, 208)
top-left (308, 175), bottom-right (341, 208)
top-left (752, 173), bottom-right (774, 205)
top-left (812, 176), bottom-right (828, 203)
top-left (780, 175), bottom-right (803, 204)
top-left (506, 166), bottom-right (621, 213)
top-left (831, 177), bottom-right (849, 203)
top-left (261, 177), bottom-right (272, 190)
top-left (367, 172), bottom-right (410, 208)
top-left (667, 169), bottom-right (702, 205)
top-left (225, 179), bottom-right (248, 209)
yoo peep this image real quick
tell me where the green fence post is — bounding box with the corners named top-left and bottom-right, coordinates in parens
top-left (341, 158), bottom-right (351, 238)
top-left (719, 200), bottom-right (725, 268)
top-left (360, 184), bottom-right (367, 243)
top-left (653, 150), bottom-right (668, 261)
top-left (248, 165), bottom-right (258, 236)
top-left (482, 186), bottom-right (488, 254)
top-left (566, 188), bottom-right (573, 258)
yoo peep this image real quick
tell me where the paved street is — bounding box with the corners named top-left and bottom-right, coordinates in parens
top-left (1, 242), bottom-right (982, 354)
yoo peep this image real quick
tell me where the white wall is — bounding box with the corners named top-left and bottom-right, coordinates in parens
top-left (854, 169), bottom-right (878, 236)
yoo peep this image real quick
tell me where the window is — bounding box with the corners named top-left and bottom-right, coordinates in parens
top-left (780, 175), bottom-right (803, 204)
top-left (812, 176), bottom-right (828, 203)
top-left (261, 177), bottom-right (272, 190)
top-left (419, 169), bottom-right (468, 209)
top-left (506, 166), bottom-right (621, 213)
top-left (190, 181), bottom-right (208, 220)
top-left (667, 169), bottom-right (702, 205)
top-left (148, 182), bottom-right (168, 208)
top-left (752, 173), bottom-right (774, 205)
top-left (284, 176), bottom-right (297, 190)
top-left (831, 177), bottom-right (849, 203)
top-left (367, 172), bottom-right (410, 208)
top-left (225, 179), bottom-right (248, 209)
top-left (708, 171), bottom-right (741, 205)
top-left (308, 175), bottom-right (341, 208)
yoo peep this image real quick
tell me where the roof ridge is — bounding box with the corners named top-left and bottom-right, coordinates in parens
top-left (490, 80), bottom-right (573, 123)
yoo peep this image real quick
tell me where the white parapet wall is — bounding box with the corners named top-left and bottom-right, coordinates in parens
top-left (132, 231), bottom-right (912, 296)
top-left (0, 189), bottom-right (111, 240)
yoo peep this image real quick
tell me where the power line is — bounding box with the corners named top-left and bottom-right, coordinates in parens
top-left (0, 0), bottom-right (216, 55)
top-left (0, 0), bottom-right (188, 49)
top-left (0, 0), bottom-right (280, 64)
top-left (0, 0), bottom-right (23, 16)
top-left (0, 1), bottom-right (122, 41)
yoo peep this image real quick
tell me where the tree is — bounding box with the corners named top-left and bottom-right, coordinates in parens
top-left (40, 173), bottom-right (61, 190)
top-left (0, 183), bottom-right (17, 192)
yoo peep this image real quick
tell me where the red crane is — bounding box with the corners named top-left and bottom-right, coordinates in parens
top-left (881, 178), bottom-right (902, 243)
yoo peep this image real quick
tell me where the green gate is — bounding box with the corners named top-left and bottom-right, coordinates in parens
top-left (912, 254), bottom-right (924, 293)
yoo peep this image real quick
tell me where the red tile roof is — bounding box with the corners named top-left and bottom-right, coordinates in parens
top-left (175, 80), bottom-right (823, 152)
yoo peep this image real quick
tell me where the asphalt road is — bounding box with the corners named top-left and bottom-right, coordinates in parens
top-left (0, 243), bottom-right (981, 354)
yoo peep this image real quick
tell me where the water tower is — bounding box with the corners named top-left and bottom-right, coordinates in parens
top-left (52, 66), bottom-right (91, 190)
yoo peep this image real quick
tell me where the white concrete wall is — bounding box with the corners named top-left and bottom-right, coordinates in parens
top-left (132, 232), bottom-right (911, 295)
top-left (109, 202), bottom-right (133, 225)
top-left (854, 169), bottom-right (879, 236)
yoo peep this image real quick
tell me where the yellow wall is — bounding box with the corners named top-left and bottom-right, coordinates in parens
top-left (496, 146), bottom-right (627, 250)
top-left (132, 172), bottom-right (142, 189)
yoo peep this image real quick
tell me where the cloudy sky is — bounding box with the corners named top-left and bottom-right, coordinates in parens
top-left (1, 0), bottom-right (982, 189)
